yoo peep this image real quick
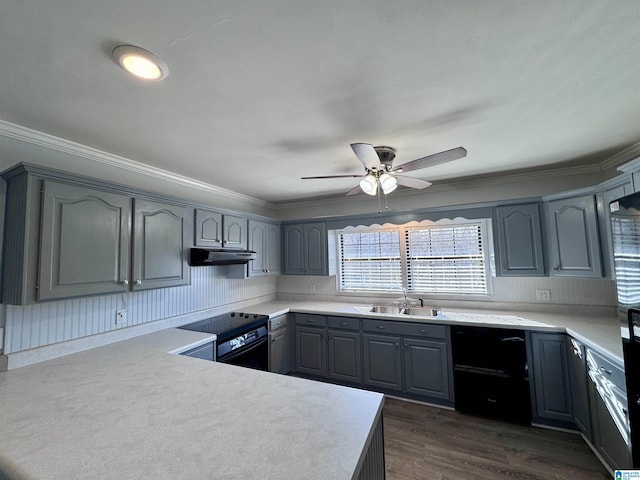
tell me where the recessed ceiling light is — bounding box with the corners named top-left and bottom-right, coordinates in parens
top-left (112, 45), bottom-right (169, 81)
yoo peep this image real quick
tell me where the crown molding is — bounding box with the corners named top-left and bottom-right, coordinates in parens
top-left (0, 119), bottom-right (273, 209)
top-left (606, 141), bottom-right (640, 173)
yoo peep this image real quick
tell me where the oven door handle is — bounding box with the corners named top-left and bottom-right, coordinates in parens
top-left (218, 336), bottom-right (268, 363)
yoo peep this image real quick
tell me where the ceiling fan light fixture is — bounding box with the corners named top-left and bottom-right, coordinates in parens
top-left (359, 174), bottom-right (378, 196)
top-left (379, 173), bottom-right (397, 194)
top-left (112, 45), bottom-right (169, 81)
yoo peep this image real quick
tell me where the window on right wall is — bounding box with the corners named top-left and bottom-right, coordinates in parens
top-left (337, 219), bottom-right (492, 296)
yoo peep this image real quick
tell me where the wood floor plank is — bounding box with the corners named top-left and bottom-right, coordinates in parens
top-left (383, 397), bottom-right (610, 480)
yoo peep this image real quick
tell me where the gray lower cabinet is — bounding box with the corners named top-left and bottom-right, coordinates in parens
top-left (295, 315), bottom-right (327, 376)
top-left (528, 332), bottom-right (574, 426)
top-left (362, 333), bottom-right (403, 392)
top-left (494, 203), bottom-right (545, 276)
top-left (269, 321), bottom-right (289, 374)
top-left (587, 348), bottom-right (632, 470)
top-left (403, 338), bottom-right (450, 400)
top-left (567, 337), bottom-right (592, 439)
top-left (545, 195), bottom-right (603, 277)
top-left (328, 330), bottom-right (362, 383)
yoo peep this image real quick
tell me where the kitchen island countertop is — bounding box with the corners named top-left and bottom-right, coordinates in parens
top-left (0, 328), bottom-right (383, 480)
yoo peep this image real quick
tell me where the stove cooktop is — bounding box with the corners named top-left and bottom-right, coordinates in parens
top-left (178, 312), bottom-right (268, 342)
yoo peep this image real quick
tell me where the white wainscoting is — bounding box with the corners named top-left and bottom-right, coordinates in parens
top-left (3, 267), bottom-right (277, 354)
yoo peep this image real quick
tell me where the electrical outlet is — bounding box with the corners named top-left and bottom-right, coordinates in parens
top-left (535, 289), bottom-right (551, 302)
top-left (115, 309), bottom-right (127, 325)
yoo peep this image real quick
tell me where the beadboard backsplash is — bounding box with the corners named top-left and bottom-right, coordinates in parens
top-left (276, 275), bottom-right (618, 316)
top-left (3, 267), bottom-right (277, 354)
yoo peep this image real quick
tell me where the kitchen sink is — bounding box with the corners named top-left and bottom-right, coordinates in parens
top-left (368, 305), bottom-right (440, 317)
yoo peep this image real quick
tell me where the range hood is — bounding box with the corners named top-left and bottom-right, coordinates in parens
top-left (189, 248), bottom-right (257, 266)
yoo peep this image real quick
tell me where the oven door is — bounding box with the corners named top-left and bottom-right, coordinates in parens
top-left (218, 330), bottom-right (268, 371)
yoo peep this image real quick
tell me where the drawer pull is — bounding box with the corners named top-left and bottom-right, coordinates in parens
top-left (307, 319), bottom-right (315, 323)
top-left (340, 322), bottom-right (348, 326)
top-left (419, 328), bottom-right (429, 333)
top-left (487, 398), bottom-right (497, 403)
top-left (600, 367), bottom-right (612, 375)
top-left (376, 325), bottom-right (386, 330)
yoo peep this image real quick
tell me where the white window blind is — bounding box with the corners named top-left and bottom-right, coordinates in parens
top-left (405, 223), bottom-right (488, 294)
top-left (338, 230), bottom-right (402, 292)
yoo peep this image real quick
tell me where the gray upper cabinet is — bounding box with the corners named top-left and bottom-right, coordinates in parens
top-left (194, 209), bottom-right (247, 250)
top-left (494, 203), bottom-right (545, 276)
top-left (598, 176), bottom-right (634, 279)
top-left (283, 222), bottom-right (329, 275)
top-left (132, 199), bottom-right (191, 291)
top-left (38, 181), bottom-right (132, 300)
top-left (528, 332), bottom-right (574, 427)
top-left (1, 166), bottom-right (192, 304)
top-left (545, 195), bottom-right (603, 277)
top-left (248, 220), bottom-right (280, 277)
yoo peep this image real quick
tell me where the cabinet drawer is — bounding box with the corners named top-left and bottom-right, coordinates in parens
top-left (362, 319), bottom-right (446, 339)
top-left (327, 316), bottom-right (360, 330)
top-left (587, 348), bottom-right (625, 392)
top-left (269, 315), bottom-right (287, 332)
top-left (295, 314), bottom-right (326, 327)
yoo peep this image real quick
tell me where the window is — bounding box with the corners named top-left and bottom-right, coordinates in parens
top-left (338, 229), bottom-right (402, 292)
top-left (337, 221), bottom-right (490, 295)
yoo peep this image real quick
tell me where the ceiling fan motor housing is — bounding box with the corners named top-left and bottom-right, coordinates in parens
top-left (374, 146), bottom-right (396, 170)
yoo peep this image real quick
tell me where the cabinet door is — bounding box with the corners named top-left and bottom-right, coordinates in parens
top-left (529, 333), bottom-right (574, 426)
top-left (295, 326), bottom-right (326, 376)
top-left (546, 195), bottom-right (602, 277)
top-left (132, 199), bottom-right (191, 291)
top-left (223, 214), bottom-right (247, 250)
top-left (304, 223), bottom-right (327, 275)
top-left (403, 338), bottom-right (451, 401)
top-left (328, 330), bottom-right (362, 384)
top-left (599, 178), bottom-right (633, 279)
top-left (265, 222), bottom-right (281, 275)
top-left (567, 337), bottom-right (592, 439)
top-left (283, 224), bottom-right (305, 274)
top-left (194, 209), bottom-right (222, 248)
top-left (248, 220), bottom-right (267, 276)
top-left (495, 203), bottom-right (544, 276)
top-left (363, 334), bottom-right (403, 392)
top-left (38, 181), bottom-right (131, 300)
top-left (269, 327), bottom-right (289, 374)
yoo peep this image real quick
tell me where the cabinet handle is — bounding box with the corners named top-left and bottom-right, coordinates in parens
top-left (553, 265), bottom-right (560, 270)
top-left (307, 319), bottom-right (315, 323)
top-left (272, 337), bottom-right (277, 343)
top-left (376, 325), bottom-right (386, 330)
top-left (121, 279), bottom-right (129, 285)
top-left (600, 367), bottom-right (612, 375)
top-left (419, 328), bottom-right (429, 333)
top-left (339, 322), bottom-right (348, 326)
top-left (134, 279), bottom-right (142, 285)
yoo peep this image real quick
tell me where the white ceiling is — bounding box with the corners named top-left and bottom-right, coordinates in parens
top-left (1, 1), bottom-right (639, 204)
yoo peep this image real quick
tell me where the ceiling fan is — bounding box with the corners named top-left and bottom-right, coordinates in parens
top-left (301, 143), bottom-right (467, 196)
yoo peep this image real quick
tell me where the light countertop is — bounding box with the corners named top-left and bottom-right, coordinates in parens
top-left (0, 328), bottom-right (383, 480)
top-left (241, 300), bottom-right (624, 364)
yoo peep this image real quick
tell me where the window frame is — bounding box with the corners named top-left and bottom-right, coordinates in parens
top-left (335, 219), bottom-right (493, 298)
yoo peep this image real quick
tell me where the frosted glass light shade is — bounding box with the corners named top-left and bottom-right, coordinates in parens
top-left (379, 173), bottom-right (397, 194)
top-left (359, 174), bottom-right (378, 196)
top-left (112, 45), bottom-right (169, 81)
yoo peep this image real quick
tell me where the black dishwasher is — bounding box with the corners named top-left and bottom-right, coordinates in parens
top-left (452, 326), bottom-right (531, 424)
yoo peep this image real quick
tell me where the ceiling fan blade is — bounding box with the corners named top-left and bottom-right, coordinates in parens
top-left (301, 174), bottom-right (364, 179)
top-left (346, 185), bottom-right (362, 196)
top-left (392, 147), bottom-right (467, 173)
top-left (351, 143), bottom-right (382, 170)
top-left (395, 175), bottom-right (433, 189)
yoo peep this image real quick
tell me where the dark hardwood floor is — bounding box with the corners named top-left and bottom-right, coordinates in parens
top-left (383, 397), bottom-right (610, 480)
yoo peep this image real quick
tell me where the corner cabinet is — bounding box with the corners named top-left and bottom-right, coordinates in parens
top-left (494, 203), bottom-right (545, 276)
top-left (248, 220), bottom-right (280, 277)
top-left (2, 168), bottom-right (192, 304)
top-left (544, 195), bottom-right (603, 277)
top-left (283, 222), bottom-right (331, 275)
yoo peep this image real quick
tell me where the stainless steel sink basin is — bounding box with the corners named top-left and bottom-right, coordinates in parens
top-left (369, 305), bottom-right (405, 314)
top-left (402, 306), bottom-right (440, 317)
